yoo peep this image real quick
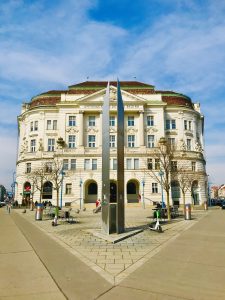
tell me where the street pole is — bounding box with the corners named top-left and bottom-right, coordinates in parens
top-left (79, 178), bottom-right (83, 210)
top-left (142, 179), bottom-right (145, 209)
top-left (159, 170), bottom-right (165, 208)
top-left (60, 169), bottom-right (65, 209)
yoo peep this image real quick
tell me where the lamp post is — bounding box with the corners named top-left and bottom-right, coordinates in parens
top-left (158, 169), bottom-right (165, 208)
top-left (79, 178), bottom-right (83, 210)
top-left (207, 175), bottom-right (211, 207)
top-left (142, 179), bottom-right (145, 209)
top-left (60, 169), bottom-right (65, 209)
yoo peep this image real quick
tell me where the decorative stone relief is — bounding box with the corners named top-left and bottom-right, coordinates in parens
top-left (145, 127), bottom-right (158, 134)
top-left (126, 127), bottom-right (138, 134)
top-left (179, 139), bottom-right (186, 151)
top-left (85, 127), bottom-right (99, 133)
top-left (195, 141), bottom-right (203, 152)
top-left (110, 127), bottom-right (117, 133)
top-left (66, 127), bottom-right (79, 134)
top-left (38, 139), bottom-right (44, 151)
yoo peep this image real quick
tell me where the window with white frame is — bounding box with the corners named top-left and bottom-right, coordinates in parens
top-left (110, 135), bottom-right (116, 148)
top-left (68, 135), bottom-right (76, 148)
top-left (69, 116), bottom-right (76, 127)
top-left (71, 159), bottom-right (76, 170)
top-left (147, 158), bottom-right (153, 170)
top-left (126, 158), bottom-right (132, 170)
top-left (184, 120), bottom-right (192, 130)
top-left (88, 116), bottom-right (95, 126)
top-left (92, 159), bottom-right (97, 170)
top-left (30, 122), bottom-right (34, 131)
top-left (30, 139), bottom-right (36, 152)
top-left (128, 116), bottom-right (134, 126)
top-left (147, 135), bottom-right (155, 148)
top-left (147, 115), bottom-right (154, 126)
top-left (26, 163), bottom-right (31, 173)
top-left (65, 183), bottom-right (72, 195)
top-left (187, 139), bottom-right (191, 150)
top-left (168, 137), bottom-right (176, 149)
top-left (192, 161), bottom-right (196, 171)
top-left (112, 158), bottom-right (117, 170)
top-left (88, 135), bottom-right (96, 147)
top-left (109, 116), bottom-right (115, 126)
top-left (134, 159), bottom-right (139, 169)
top-left (48, 139), bottom-right (55, 151)
top-left (34, 121), bottom-right (38, 131)
top-left (166, 119), bottom-right (176, 130)
top-left (46, 120), bottom-right (51, 130)
top-left (84, 159), bottom-right (97, 170)
top-left (155, 159), bottom-right (160, 170)
top-left (63, 159), bottom-right (69, 170)
top-left (84, 159), bottom-right (91, 170)
top-left (152, 183), bottom-right (158, 193)
top-left (53, 120), bottom-right (57, 130)
top-left (128, 135), bottom-right (135, 147)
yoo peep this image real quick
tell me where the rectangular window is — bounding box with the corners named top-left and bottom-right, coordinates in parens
top-left (109, 116), bottom-right (115, 126)
top-left (48, 139), bottom-right (55, 151)
top-left (187, 139), bottom-right (191, 150)
top-left (47, 120), bottom-right (51, 130)
top-left (68, 135), bottom-right (76, 148)
top-left (88, 116), bottom-right (95, 126)
top-left (71, 159), bottom-right (76, 170)
top-left (152, 183), bottom-right (158, 193)
top-left (168, 138), bottom-right (176, 147)
top-left (26, 163), bottom-right (31, 173)
top-left (147, 158), bottom-right (153, 170)
top-left (110, 135), bottom-right (116, 148)
top-left (84, 159), bottom-right (90, 170)
top-left (34, 121), bottom-right (38, 131)
top-left (65, 183), bottom-right (72, 195)
top-left (113, 159), bottom-right (117, 170)
top-left (63, 159), bottom-right (69, 170)
top-left (184, 120), bottom-right (187, 130)
top-left (53, 120), bottom-right (57, 130)
top-left (189, 121), bottom-right (192, 130)
top-left (147, 135), bottom-right (155, 148)
top-left (128, 116), bottom-right (134, 126)
top-left (88, 135), bottom-right (96, 147)
top-left (69, 116), bottom-right (76, 127)
top-left (134, 159), bottom-right (139, 169)
top-left (166, 119), bottom-right (176, 130)
top-left (171, 161), bottom-right (177, 171)
top-left (30, 139), bottom-right (36, 152)
top-left (128, 135), bottom-right (135, 147)
top-left (192, 161), bottom-right (196, 171)
top-left (30, 122), bottom-right (34, 132)
top-left (126, 158), bottom-right (132, 170)
top-left (155, 159), bottom-right (160, 170)
top-left (147, 116), bottom-right (154, 126)
top-left (92, 159), bottom-right (97, 170)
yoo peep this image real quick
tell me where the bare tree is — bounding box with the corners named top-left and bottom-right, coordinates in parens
top-left (29, 166), bottom-right (49, 203)
top-left (146, 137), bottom-right (176, 221)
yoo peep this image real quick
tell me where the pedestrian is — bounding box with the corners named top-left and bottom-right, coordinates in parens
top-left (8, 203), bottom-right (11, 214)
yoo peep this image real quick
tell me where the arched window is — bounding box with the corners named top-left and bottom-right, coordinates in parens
top-left (42, 181), bottom-right (53, 199)
top-left (127, 182), bottom-right (136, 194)
top-left (88, 182), bottom-right (97, 195)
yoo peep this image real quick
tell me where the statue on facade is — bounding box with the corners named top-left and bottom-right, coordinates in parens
top-left (179, 139), bottom-right (186, 151)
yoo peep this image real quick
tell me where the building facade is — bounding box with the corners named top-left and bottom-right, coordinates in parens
top-left (16, 81), bottom-right (208, 206)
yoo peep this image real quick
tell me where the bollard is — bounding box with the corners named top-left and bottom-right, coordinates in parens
top-left (204, 201), bottom-right (208, 211)
top-left (185, 204), bottom-right (191, 220)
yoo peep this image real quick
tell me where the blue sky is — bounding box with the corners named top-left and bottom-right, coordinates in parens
top-left (0, 0), bottom-right (225, 189)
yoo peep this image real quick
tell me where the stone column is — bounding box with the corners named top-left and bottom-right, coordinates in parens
top-left (139, 111), bottom-right (144, 146)
top-left (79, 111), bottom-right (84, 147)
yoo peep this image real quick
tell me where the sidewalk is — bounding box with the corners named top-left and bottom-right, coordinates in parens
top-left (2, 206), bottom-right (225, 299)
top-left (0, 208), bottom-right (65, 300)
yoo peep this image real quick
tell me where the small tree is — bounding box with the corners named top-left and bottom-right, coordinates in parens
top-left (146, 137), bottom-right (176, 221)
top-left (29, 166), bottom-right (48, 203)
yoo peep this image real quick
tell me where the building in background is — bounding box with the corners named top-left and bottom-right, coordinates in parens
top-left (15, 81), bottom-right (208, 206)
top-left (0, 185), bottom-right (6, 202)
top-left (218, 185), bottom-right (225, 198)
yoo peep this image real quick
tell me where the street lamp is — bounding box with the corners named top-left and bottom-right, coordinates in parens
top-left (158, 169), bottom-right (165, 208)
top-left (60, 169), bottom-right (65, 209)
top-left (79, 178), bottom-right (83, 210)
top-left (142, 179), bottom-right (145, 209)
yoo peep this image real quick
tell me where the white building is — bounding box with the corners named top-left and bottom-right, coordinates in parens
top-left (16, 81), bottom-right (208, 207)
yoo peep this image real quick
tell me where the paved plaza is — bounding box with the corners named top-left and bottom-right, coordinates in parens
top-left (1, 205), bottom-right (225, 299)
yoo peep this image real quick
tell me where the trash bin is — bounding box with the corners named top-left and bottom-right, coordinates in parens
top-left (185, 204), bottom-right (191, 220)
top-left (204, 201), bottom-right (208, 210)
top-left (35, 203), bottom-right (43, 220)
